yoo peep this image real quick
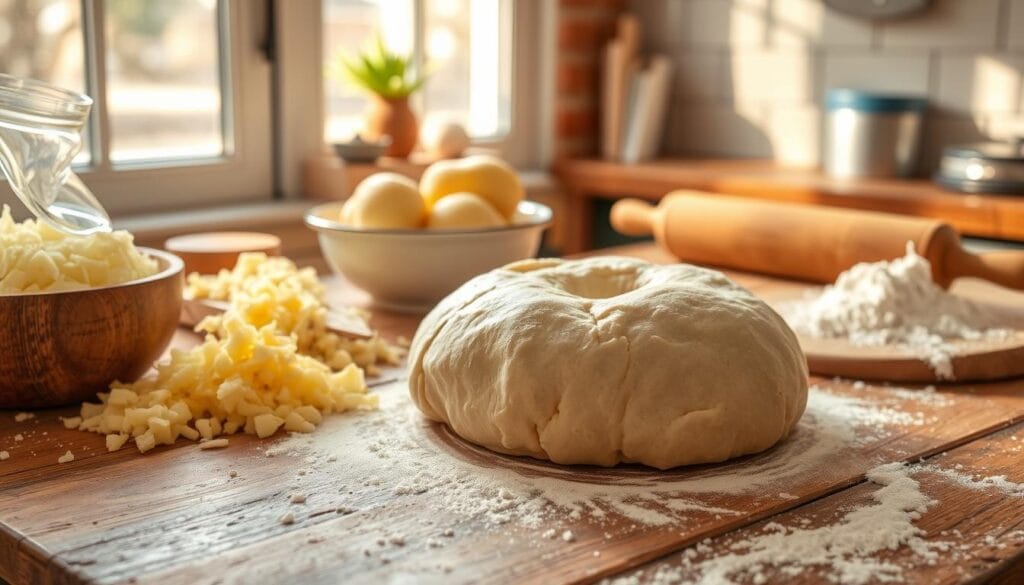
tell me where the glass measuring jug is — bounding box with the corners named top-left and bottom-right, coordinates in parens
top-left (0, 74), bottom-right (111, 235)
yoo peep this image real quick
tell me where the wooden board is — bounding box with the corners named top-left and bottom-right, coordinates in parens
top-left (2, 246), bottom-right (1024, 585)
top-left (762, 286), bottom-right (1024, 383)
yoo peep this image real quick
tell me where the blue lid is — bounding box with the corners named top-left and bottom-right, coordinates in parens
top-left (825, 89), bottom-right (927, 113)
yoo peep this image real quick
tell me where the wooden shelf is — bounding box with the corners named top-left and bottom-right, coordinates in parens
top-left (553, 158), bottom-right (1024, 254)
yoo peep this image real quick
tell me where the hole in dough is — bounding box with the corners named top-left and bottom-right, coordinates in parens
top-left (545, 269), bottom-right (641, 300)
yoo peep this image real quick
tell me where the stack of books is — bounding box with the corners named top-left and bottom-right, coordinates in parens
top-left (601, 14), bottom-right (673, 164)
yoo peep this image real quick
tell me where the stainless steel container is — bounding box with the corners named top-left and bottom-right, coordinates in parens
top-left (823, 89), bottom-right (927, 179)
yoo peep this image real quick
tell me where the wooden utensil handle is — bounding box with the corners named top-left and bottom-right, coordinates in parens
top-left (609, 198), bottom-right (657, 236)
top-left (945, 248), bottom-right (1024, 290)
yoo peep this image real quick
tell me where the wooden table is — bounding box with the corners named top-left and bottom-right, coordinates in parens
top-left (2, 243), bottom-right (1024, 584)
top-left (554, 158), bottom-right (1024, 254)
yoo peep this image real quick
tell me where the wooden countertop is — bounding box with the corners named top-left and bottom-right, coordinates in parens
top-left (554, 158), bottom-right (1024, 254)
top-left (2, 243), bottom-right (1024, 584)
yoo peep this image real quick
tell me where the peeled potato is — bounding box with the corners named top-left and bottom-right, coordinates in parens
top-left (340, 172), bottom-right (425, 229)
top-left (427, 192), bottom-right (507, 230)
top-left (419, 155), bottom-right (523, 219)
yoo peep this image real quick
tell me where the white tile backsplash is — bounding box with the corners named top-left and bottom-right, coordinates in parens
top-left (879, 0), bottom-right (1001, 50)
top-left (727, 50), bottom-right (815, 105)
top-left (687, 0), bottom-right (769, 48)
top-left (822, 52), bottom-right (931, 95)
top-left (1008, 0), bottom-right (1024, 50)
top-left (769, 0), bottom-right (874, 48)
top-left (665, 102), bottom-right (774, 157)
top-left (672, 52), bottom-right (726, 101)
top-left (935, 53), bottom-right (1024, 114)
top-left (626, 0), bottom-right (1021, 167)
top-left (768, 106), bottom-right (822, 166)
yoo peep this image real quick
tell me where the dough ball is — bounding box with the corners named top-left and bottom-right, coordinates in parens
top-left (340, 172), bottom-right (425, 229)
top-left (408, 256), bottom-right (808, 470)
top-left (420, 155), bottom-right (523, 219)
top-left (427, 192), bottom-right (507, 230)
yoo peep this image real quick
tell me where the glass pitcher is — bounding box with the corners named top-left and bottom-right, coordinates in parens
top-left (0, 74), bottom-right (111, 234)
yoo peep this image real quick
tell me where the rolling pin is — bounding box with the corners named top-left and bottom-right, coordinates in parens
top-left (611, 191), bottom-right (1024, 289)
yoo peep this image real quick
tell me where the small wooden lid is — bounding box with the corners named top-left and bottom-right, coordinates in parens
top-left (165, 232), bottom-right (282, 276)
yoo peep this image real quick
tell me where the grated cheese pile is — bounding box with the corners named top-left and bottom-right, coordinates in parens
top-left (186, 253), bottom-right (401, 373)
top-left (74, 253), bottom-right (396, 453)
top-left (0, 205), bottom-right (157, 293)
top-left (783, 242), bottom-right (1015, 379)
top-left (76, 315), bottom-right (376, 453)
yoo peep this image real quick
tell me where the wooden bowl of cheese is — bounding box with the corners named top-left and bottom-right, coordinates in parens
top-left (0, 247), bottom-right (184, 408)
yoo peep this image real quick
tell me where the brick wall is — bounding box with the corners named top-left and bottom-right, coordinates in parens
top-left (628, 0), bottom-right (1024, 174)
top-left (555, 0), bottom-right (626, 159)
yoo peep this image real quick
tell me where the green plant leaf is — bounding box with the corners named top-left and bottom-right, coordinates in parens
top-left (332, 30), bottom-right (429, 99)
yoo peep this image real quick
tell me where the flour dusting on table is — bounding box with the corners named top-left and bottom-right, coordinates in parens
top-left (609, 463), bottom-right (1024, 585)
top-left (263, 382), bottom-right (951, 532)
top-left (783, 243), bottom-right (1015, 379)
top-left (257, 379), bottom-right (1022, 581)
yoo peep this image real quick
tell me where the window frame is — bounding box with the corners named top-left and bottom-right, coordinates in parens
top-left (312, 0), bottom-right (552, 171)
top-left (0, 0), bottom-right (275, 218)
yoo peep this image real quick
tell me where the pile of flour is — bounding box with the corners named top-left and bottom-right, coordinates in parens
top-left (783, 242), bottom-right (1015, 379)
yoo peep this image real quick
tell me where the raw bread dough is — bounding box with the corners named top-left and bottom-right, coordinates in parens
top-left (408, 256), bottom-right (808, 469)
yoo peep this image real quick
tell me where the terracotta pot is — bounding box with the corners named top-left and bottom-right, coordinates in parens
top-left (363, 96), bottom-right (418, 158)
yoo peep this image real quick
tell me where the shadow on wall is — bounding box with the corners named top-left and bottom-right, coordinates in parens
top-left (630, 0), bottom-right (1024, 177)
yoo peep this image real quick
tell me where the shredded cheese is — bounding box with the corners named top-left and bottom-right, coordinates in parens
top-left (186, 253), bottom-right (401, 372)
top-left (0, 205), bottom-right (157, 293)
top-left (57, 450), bottom-right (74, 464)
top-left (76, 315), bottom-right (377, 453)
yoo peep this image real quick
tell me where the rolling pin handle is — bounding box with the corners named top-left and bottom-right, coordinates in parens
top-left (610, 198), bottom-right (657, 237)
top-left (949, 249), bottom-right (1024, 290)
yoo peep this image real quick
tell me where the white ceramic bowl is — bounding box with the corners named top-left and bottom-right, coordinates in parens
top-left (305, 200), bottom-right (553, 312)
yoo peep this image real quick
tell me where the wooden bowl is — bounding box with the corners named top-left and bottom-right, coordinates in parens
top-left (0, 248), bottom-right (184, 409)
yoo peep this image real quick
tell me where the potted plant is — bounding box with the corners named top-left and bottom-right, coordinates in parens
top-left (337, 36), bottom-right (427, 159)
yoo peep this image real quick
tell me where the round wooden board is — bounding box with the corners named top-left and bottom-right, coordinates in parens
top-left (762, 285), bottom-right (1024, 384)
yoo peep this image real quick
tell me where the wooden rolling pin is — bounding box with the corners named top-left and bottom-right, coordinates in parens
top-left (611, 191), bottom-right (1024, 289)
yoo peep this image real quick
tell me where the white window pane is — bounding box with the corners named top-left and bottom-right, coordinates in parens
top-left (105, 0), bottom-right (224, 163)
top-left (0, 0), bottom-right (90, 164)
top-left (322, 0), bottom-right (415, 143)
top-left (422, 0), bottom-right (511, 139)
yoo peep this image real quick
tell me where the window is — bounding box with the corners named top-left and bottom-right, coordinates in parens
top-left (0, 0), bottom-right (272, 216)
top-left (322, 0), bottom-right (523, 151)
top-left (0, 1), bottom-right (550, 219)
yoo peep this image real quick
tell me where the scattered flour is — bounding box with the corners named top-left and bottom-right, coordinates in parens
top-left (609, 462), bottom-right (1024, 585)
top-left (263, 382), bottom-right (951, 532)
top-left (918, 466), bottom-right (1024, 497)
top-left (261, 379), bottom-right (1018, 581)
top-left (783, 243), bottom-right (1017, 379)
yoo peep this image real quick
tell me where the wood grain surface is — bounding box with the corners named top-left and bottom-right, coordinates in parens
top-left (1, 244), bottom-right (1023, 585)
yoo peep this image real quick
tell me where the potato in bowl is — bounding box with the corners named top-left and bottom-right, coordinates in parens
top-left (304, 200), bottom-right (552, 313)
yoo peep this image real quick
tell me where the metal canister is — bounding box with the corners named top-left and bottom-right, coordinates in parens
top-left (823, 89), bottom-right (927, 178)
